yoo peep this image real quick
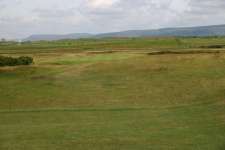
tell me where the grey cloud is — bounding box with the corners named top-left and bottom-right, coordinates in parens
top-left (33, 8), bottom-right (75, 18)
top-left (0, 0), bottom-right (225, 39)
top-left (188, 0), bottom-right (225, 14)
top-left (177, 0), bottom-right (225, 26)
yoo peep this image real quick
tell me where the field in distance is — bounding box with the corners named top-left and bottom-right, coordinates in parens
top-left (1, 36), bottom-right (225, 54)
top-left (0, 37), bottom-right (225, 150)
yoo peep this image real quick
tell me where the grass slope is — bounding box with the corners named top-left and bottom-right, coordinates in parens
top-left (0, 51), bottom-right (225, 149)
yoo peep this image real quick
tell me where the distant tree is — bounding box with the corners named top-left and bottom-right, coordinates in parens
top-left (1, 38), bottom-right (6, 42)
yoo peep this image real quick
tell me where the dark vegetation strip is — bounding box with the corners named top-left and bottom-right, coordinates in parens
top-left (148, 50), bottom-right (225, 55)
top-left (0, 56), bottom-right (33, 66)
top-left (200, 45), bottom-right (225, 49)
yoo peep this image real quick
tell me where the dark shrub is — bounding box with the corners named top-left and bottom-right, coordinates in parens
top-left (17, 56), bottom-right (33, 65)
top-left (200, 45), bottom-right (225, 49)
top-left (0, 56), bottom-right (33, 66)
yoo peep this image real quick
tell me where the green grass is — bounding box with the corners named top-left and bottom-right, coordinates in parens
top-left (1, 37), bottom-right (225, 54)
top-left (0, 38), bottom-right (225, 149)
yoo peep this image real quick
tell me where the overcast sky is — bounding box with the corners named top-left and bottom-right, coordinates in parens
top-left (0, 0), bottom-right (225, 39)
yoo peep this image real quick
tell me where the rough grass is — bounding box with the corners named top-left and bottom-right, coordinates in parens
top-left (0, 50), bottom-right (225, 150)
top-left (1, 37), bottom-right (225, 54)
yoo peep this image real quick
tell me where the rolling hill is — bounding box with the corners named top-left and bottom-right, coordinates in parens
top-left (24, 33), bottom-right (93, 41)
top-left (24, 24), bottom-right (225, 41)
top-left (96, 24), bottom-right (225, 38)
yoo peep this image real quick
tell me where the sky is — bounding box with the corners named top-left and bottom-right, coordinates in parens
top-left (0, 0), bottom-right (225, 39)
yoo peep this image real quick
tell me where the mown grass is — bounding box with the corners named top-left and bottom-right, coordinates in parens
top-left (0, 37), bottom-right (225, 149)
top-left (0, 50), bottom-right (225, 150)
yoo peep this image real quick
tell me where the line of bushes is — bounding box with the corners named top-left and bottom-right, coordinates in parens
top-left (148, 50), bottom-right (222, 55)
top-left (0, 56), bottom-right (33, 66)
top-left (200, 45), bottom-right (225, 49)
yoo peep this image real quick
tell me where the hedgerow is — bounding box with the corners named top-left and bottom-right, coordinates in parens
top-left (0, 56), bottom-right (33, 66)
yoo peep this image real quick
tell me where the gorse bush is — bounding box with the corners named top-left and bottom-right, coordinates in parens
top-left (0, 56), bottom-right (33, 66)
top-left (16, 56), bottom-right (33, 65)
